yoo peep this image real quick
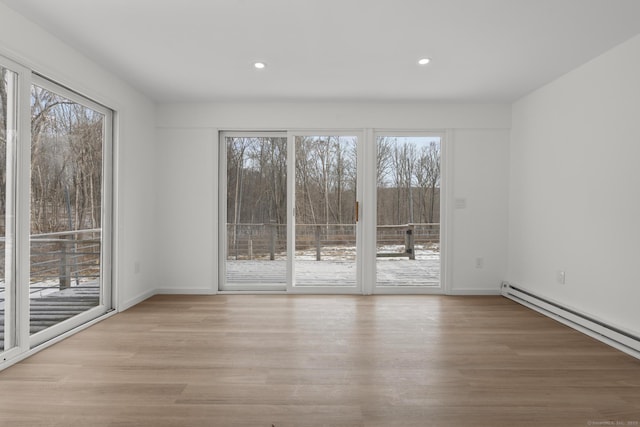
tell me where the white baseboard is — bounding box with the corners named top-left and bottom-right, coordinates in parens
top-left (119, 289), bottom-right (156, 311)
top-left (448, 288), bottom-right (501, 295)
top-left (119, 287), bottom-right (216, 310)
top-left (155, 287), bottom-right (217, 295)
top-left (501, 282), bottom-right (640, 360)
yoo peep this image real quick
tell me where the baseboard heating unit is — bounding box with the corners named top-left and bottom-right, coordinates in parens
top-left (501, 282), bottom-right (640, 360)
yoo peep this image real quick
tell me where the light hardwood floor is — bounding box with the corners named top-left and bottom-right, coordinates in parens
top-left (0, 295), bottom-right (639, 427)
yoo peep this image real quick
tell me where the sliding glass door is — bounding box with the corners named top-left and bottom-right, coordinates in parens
top-left (292, 134), bottom-right (360, 290)
top-left (29, 76), bottom-right (112, 346)
top-left (221, 133), bottom-right (288, 291)
top-left (219, 131), bottom-right (442, 294)
top-left (220, 132), bottom-right (362, 293)
top-left (1, 56), bottom-right (114, 365)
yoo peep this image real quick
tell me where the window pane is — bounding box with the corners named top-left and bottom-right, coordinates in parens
top-left (376, 136), bottom-right (441, 287)
top-left (294, 135), bottom-right (357, 287)
top-left (225, 136), bottom-right (287, 287)
top-left (29, 84), bottom-right (104, 335)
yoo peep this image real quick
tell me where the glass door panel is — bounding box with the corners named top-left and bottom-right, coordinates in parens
top-left (223, 134), bottom-right (287, 290)
top-left (29, 81), bottom-right (109, 339)
top-left (0, 66), bottom-right (17, 353)
top-left (375, 135), bottom-right (441, 289)
top-left (294, 135), bottom-right (358, 288)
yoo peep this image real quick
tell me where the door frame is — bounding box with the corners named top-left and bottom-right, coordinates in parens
top-left (217, 129), bottom-right (450, 295)
top-left (0, 61), bottom-right (115, 357)
top-left (371, 130), bottom-right (449, 295)
top-left (218, 131), bottom-right (288, 292)
top-left (29, 74), bottom-right (114, 348)
top-left (0, 55), bottom-right (30, 360)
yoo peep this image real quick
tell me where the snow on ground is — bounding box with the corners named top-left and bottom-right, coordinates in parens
top-left (227, 245), bottom-right (440, 286)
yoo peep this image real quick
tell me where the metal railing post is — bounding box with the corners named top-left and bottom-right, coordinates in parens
top-left (269, 222), bottom-right (276, 261)
top-left (406, 224), bottom-right (415, 260)
top-left (233, 224), bottom-right (238, 260)
top-left (59, 238), bottom-right (71, 289)
top-left (315, 225), bottom-right (322, 261)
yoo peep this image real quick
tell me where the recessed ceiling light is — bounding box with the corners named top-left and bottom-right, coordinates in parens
top-left (253, 62), bottom-right (267, 69)
top-left (418, 58), bottom-right (431, 65)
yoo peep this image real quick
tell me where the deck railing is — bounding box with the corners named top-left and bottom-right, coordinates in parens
top-left (227, 223), bottom-right (439, 260)
top-left (0, 228), bottom-right (101, 306)
top-left (29, 229), bottom-right (101, 291)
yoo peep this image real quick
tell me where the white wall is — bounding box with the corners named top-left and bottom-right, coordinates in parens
top-left (156, 101), bottom-right (510, 130)
top-left (155, 128), bottom-right (217, 294)
top-left (0, 2), bottom-right (157, 310)
top-left (509, 35), bottom-right (640, 335)
top-left (451, 129), bottom-right (509, 294)
top-left (155, 102), bottom-right (511, 294)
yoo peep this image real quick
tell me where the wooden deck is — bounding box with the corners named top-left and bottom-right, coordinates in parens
top-left (0, 283), bottom-right (99, 349)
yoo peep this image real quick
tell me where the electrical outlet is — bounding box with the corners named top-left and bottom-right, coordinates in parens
top-left (134, 261), bottom-right (141, 274)
top-left (557, 270), bottom-right (565, 284)
top-left (475, 257), bottom-right (484, 269)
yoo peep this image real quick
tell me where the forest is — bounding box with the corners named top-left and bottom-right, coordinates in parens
top-left (227, 135), bottom-right (440, 226)
top-left (30, 83), bottom-right (104, 234)
top-left (1, 69), bottom-right (105, 286)
top-left (0, 72), bottom-right (104, 236)
top-left (226, 135), bottom-right (440, 259)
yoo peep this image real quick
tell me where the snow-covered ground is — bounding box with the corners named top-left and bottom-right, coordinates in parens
top-left (227, 245), bottom-right (440, 287)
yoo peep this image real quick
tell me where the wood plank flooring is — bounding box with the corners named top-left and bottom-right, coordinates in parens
top-left (0, 295), bottom-right (639, 427)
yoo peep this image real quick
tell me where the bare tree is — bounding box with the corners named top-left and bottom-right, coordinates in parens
top-left (30, 85), bottom-right (103, 234)
top-left (391, 140), bottom-right (416, 224)
top-left (295, 137), bottom-right (317, 225)
top-left (425, 142), bottom-right (441, 223)
top-left (377, 137), bottom-right (441, 226)
top-left (415, 142), bottom-right (441, 223)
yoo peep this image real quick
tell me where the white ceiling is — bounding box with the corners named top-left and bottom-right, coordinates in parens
top-left (2, 0), bottom-right (640, 103)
